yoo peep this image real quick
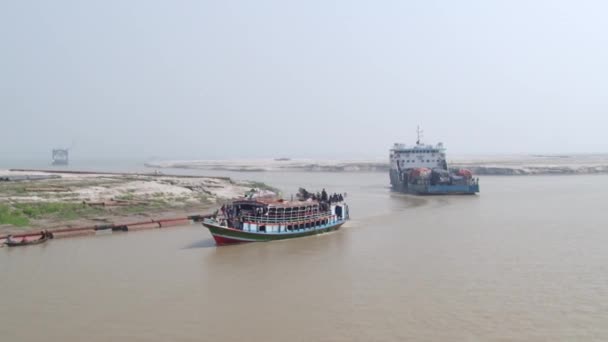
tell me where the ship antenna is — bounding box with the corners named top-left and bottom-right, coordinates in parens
top-left (416, 126), bottom-right (424, 145)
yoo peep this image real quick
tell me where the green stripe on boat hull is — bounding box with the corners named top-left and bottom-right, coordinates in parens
top-left (203, 220), bottom-right (345, 245)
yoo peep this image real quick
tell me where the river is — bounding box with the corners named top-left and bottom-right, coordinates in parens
top-left (2, 171), bottom-right (608, 341)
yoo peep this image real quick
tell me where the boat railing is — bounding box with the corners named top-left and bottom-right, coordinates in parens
top-left (237, 213), bottom-right (334, 225)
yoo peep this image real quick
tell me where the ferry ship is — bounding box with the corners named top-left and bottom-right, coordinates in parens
top-left (202, 190), bottom-right (348, 245)
top-left (389, 128), bottom-right (479, 195)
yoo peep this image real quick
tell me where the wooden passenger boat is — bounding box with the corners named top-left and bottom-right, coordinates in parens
top-left (202, 192), bottom-right (349, 245)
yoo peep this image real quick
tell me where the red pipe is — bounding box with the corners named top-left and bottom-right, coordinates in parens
top-left (0, 215), bottom-right (199, 240)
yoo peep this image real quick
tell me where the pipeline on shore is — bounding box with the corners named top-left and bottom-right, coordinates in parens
top-left (0, 213), bottom-right (214, 246)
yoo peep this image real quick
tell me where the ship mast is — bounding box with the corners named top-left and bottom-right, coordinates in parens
top-left (416, 126), bottom-right (424, 145)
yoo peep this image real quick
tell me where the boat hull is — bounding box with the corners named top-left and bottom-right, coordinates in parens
top-left (5, 235), bottom-right (49, 247)
top-left (203, 220), bottom-right (345, 245)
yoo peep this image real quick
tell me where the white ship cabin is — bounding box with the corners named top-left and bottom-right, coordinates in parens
top-left (222, 198), bottom-right (346, 233)
top-left (390, 141), bottom-right (447, 171)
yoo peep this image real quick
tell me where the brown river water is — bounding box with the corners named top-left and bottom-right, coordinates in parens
top-left (2, 172), bottom-right (608, 341)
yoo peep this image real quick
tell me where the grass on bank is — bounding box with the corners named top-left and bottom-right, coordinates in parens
top-left (0, 202), bottom-right (106, 227)
top-left (0, 205), bottom-right (30, 226)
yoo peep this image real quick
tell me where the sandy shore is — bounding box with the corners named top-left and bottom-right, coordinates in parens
top-left (145, 154), bottom-right (608, 175)
top-left (0, 170), bottom-right (276, 235)
top-left (145, 159), bottom-right (389, 172)
top-left (452, 154), bottom-right (608, 175)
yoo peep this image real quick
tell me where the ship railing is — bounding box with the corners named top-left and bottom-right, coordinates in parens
top-left (414, 178), bottom-right (479, 187)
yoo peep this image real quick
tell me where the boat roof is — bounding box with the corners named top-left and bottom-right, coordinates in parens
top-left (232, 197), bottom-right (319, 208)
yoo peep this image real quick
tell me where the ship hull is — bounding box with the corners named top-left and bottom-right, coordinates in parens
top-left (203, 220), bottom-right (345, 245)
top-left (391, 182), bottom-right (479, 195)
top-left (390, 170), bottom-right (479, 195)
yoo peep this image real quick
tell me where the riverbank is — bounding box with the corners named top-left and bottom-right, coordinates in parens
top-left (144, 154), bottom-right (608, 175)
top-left (0, 169), bottom-right (276, 236)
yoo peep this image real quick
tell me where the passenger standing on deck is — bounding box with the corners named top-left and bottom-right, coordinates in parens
top-left (321, 189), bottom-right (328, 202)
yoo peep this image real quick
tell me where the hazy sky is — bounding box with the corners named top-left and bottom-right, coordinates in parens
top-left (1, 0), bottom-right (607, 160)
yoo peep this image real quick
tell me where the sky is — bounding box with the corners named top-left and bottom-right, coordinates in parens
top-left (1, 0), bottom-right (607, 161)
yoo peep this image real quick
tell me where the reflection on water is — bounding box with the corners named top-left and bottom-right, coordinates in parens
top-left (2, 173), bottom-right (608, 341)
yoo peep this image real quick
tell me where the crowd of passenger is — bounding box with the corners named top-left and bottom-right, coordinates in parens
top-left (297, 188), bottom-right (345, 203)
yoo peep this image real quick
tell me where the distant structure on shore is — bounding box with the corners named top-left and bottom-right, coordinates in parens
top-left (52, 149), bottom-right (69, 166)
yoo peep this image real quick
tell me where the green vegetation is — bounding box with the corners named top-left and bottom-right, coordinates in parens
top-left (0, 202), bottom-right (106, 227)
top-left (13, 202), bottom-right (104, 220)
top-left (0, 205), bottom-right (30, 227)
